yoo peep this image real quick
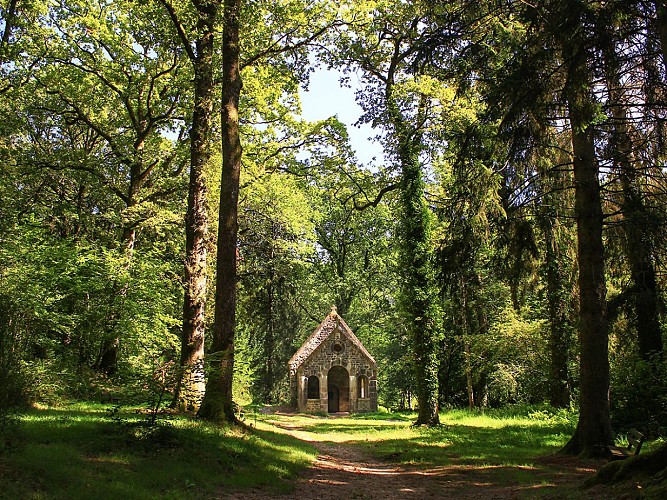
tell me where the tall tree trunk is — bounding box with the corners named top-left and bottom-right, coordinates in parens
top-left (398, 137), bottom-right (440, 426)
top-left (170, 0), bottom-right (220, 412)
top-left (198, 0), bottom-right (242, 423)
top-left (559, 6), bottom-right (613, 454)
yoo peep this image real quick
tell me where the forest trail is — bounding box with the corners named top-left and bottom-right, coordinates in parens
top-left (221, 415), bottom-right (608, 499)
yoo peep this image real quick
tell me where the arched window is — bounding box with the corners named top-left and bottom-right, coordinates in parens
top-left (307, 376), bottom-right (320, 399)
top-left (358, 375), bottom-right (369, 399)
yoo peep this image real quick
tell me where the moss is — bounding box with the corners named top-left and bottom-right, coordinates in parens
top-left (585, 443), bottom-right (667, 489)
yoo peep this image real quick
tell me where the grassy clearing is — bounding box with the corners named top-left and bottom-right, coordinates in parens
top-left (257, 405), bottom-right (578, 467)
top-left (0, 402), bottom-right (316, 499)
top-left (252, 405), bottom-right (591, 496)
top-left (2, 403), bottom-right (633, 498)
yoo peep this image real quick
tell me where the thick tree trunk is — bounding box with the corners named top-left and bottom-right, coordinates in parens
top-left (198, 0), bottom-right (242, 423)
top-left (560, 15), bottom-right (613, 454)
top-left (171, 0), bottom-right (219, 412)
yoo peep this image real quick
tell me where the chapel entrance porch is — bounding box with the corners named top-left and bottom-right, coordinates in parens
top-left (327, 366), bottom-right (349, 413)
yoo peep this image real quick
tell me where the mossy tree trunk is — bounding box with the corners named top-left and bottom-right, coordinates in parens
top-left (161, 0), bottom-right (222, 411)
top-left (198, 0), bottom-right (242, 423)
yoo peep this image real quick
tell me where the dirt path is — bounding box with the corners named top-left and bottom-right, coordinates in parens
top-left (222, 417), bottom-right (616, 499)
top-left (282, 442), bottom-right (609, 499)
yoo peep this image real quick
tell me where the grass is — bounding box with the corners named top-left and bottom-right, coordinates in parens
top-left (0, 402), bottom-right (317, 499)
top-left (2, 403), bottom-right (619, 499)
top-left (257, 405), bottom-right (578, 467)
top-left (249, 405), bottom-right (594, 498)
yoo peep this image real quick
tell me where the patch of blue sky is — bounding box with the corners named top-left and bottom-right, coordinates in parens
top-left (299, 67), bottom-right (384, 168)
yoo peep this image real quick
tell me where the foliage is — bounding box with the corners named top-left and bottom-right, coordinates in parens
top-left (609, 350), bottom-right (667, 436)
top-left (1, 0), bottom-right (666, 456)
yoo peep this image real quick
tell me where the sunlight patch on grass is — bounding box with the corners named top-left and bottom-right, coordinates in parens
top-left (255, 405), bottom-right (578, 471)
top-left (1, 404), bottom-right (318, 499)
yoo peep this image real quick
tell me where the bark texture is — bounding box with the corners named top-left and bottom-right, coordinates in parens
top-left (559, 3), bottom-right (613, 454)
top-left (171, 0), bottom-right (221, 412)
top-left (198, 0), bottom-right (242, 423)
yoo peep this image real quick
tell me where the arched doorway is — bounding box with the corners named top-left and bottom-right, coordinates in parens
top-left (327, 365), bottom-right (349, 413)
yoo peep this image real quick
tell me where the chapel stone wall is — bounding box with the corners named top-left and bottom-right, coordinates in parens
top-left (297, 326), bottom-right (377, 413)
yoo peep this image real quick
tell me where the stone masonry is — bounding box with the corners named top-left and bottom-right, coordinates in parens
top-left (288, 307), bottom-right (377, 413)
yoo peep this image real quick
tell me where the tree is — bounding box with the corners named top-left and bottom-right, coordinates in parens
top-left (455, 0), bottom-right (613, 453)
top-left (197, 0), bottom-right (242, 422)
top-left (599, 9), bottom-right (663, 361)
top-left (536, 147), bottom-right (577, 408)
top-left (327, 1), bottom-right (447, 425)
top-left (197, 0), bottom-right (345, 419)
top-left (236, 170), bottom-right (315, 402)
top-left (158, 0), bottom-right (222, 411)
top-left (550, 0), bottom-right (613, 455)
top-left (2, 0), bottom-right (190, 376)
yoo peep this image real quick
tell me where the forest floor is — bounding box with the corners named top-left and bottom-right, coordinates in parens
top-left (223, 410), bottom-right (642, 499)
top-left (0, 404), bottom-right (649, 499)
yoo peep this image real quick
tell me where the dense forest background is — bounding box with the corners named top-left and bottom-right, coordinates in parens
top-left (2, 0), bottom-right (667, 455)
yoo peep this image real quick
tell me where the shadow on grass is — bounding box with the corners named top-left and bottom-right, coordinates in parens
top-left (255, 411), bottom-right (598, 499)
top-left (295, 412), bottom-right (575, 467)
top-left (278, 416), bottom-right (601, 498)
top-left (352, 423), bottom-right (574, 466)
top-left (0, 405), bottom-right (317, 500)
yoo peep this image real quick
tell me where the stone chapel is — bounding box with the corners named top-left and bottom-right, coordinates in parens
top-left (289, 307), bottom-right (378, 413)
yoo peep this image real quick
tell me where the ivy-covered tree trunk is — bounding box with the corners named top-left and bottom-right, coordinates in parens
top-left (395, 129), bottom-right (440, 426)
top-left (559, 3), bottom-right (613, 454)
top-left (378, 54), bottom-right (439, 426)
top-left (198, 0), bottom-right (241, 423)
top-left (169, 0), bottom-right (221, 411)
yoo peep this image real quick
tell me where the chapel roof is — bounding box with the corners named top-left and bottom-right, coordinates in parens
top-left (288, 307), bottom-right (376, 373)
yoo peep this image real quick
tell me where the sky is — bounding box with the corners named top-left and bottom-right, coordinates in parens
top-left (299, 68), bottom-right (384, 166)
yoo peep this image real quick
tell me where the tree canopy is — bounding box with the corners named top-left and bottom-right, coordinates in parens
top-left (2, 0), bottom-right (667, 469)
